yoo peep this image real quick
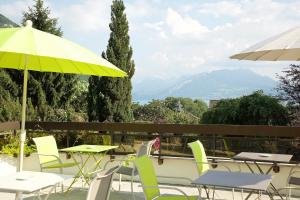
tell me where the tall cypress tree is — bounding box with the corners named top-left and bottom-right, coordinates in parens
top-left (88, 0), bottom-right (135, 122)
top-left (20, 0), bottom-right (78, 120)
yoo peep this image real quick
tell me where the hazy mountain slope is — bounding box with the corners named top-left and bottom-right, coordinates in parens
top-left (0, 14), bottom-right (19, 27)
top-left (133, 69), bottom-right (277, 101)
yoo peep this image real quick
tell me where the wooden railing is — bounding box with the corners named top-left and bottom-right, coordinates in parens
top-left (0, 121), bottom-right (19, 132)
top-left (24, 121), bottom-right (300, 137)
top-left (1, 121), bottom-right (300, 160)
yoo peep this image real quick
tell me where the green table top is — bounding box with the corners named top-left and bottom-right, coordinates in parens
top-left (60, 145), bottom-right (118, 153)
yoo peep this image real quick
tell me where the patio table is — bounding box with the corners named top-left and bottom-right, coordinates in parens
top-left (192, 170), bottom-right (272, 200)
top-left (0, 171), bottom-right (72, 200)
top-left (233, 152), bottom-right (293, 199)
top-left (60, 144), bottom-right (118, 190)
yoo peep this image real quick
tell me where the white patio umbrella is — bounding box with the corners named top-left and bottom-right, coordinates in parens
top-left (230, 26), bottom-right (300, 61)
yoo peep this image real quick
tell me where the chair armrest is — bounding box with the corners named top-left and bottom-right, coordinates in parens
top-left (288, 163), bottom-right (300, 176)
top-left (211, 159), bottom-right (241, 172)
top-left (103, 157), bottom-right (136, 169)
top-left (140, 186), bottom-right (191, 200)
top-left (36, 153), bottom-right (62, 162)
top-left (157, 175), bottom-right (193, 183)
top-left (156, 176), bottom-right (201, 196)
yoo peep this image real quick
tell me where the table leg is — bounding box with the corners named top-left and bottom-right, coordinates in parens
top-left (254, 162), bottom-right (264, 174)
top-left (252, 161), bottom-right (283, 200)
top-left (203, 186), bottom-right (210, 199)
top-left (245, 161), bottom-right (254, 173)
top-left (91, 153), bottom-right (104, 173)
top-left (66, 153), bottom-right (92, 191)
top-left (244, 161), bottom-right (255, 200)
top-left (34, 185), bottom-right (56, 200)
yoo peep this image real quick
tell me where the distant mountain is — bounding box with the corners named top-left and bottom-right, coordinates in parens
top-left (133, 69), bottom-right (277, 102)
top-left (0, 14), bottom-right (19, 27)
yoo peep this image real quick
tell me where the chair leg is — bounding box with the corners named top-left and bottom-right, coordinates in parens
top-left (119, 174), bottom-right (122, 191)
top-left (241, 189), bottom-right (243, 200)
top-left (203, 186), bottom-right (209, 199)
top-left (61, 182), bottom-right (64, 193)
top-left (131, 175), bottom-right (135, 200)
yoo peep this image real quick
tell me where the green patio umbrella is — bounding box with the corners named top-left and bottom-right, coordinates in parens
top-left (0, 20), bottom-right (127, 172)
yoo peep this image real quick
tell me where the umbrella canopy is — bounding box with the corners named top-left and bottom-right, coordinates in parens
top-left (230, 26), bottom-right (300, 61)
top-left (0, 20), bottom-right (127, 173)
top-left (0, 21), bottom-right (126, 77)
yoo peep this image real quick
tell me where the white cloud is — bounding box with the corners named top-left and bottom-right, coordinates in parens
top-left (166, 8), bottom-right (209, 38)
top-left (198, 1), bottom-right (242, 17)
top-left (0, 0), bottom-right (32, 24)
top-left (56, 0), bottom-right (111, 32)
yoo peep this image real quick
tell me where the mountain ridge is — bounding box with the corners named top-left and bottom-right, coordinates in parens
top-left (133, 69), bottom-right (277, 102)
top-left (0, 14), bottom-right (19, 27)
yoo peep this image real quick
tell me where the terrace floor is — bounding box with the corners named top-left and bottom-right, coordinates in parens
top-left (0, 179), bottom-right (298, 200)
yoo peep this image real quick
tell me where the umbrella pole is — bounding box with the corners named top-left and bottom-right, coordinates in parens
top-left (18, 68), bottom-right (28, 172)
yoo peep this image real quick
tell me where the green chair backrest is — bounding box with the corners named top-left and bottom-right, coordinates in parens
top-left (33, 136), bottom-right (60, 165)
top-left (188, 140), bottom-right (209, 175)
top-left (134, 155), bottom-right (160, 200)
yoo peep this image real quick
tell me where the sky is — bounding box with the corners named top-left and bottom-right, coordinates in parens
top-left (1, 0), bottom-right (300, 83)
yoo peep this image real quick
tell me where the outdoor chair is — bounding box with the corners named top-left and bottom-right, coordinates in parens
top-left (33, 136), bottom-right (78, 174)
top-left (86, 165), bottom-right (120, 200)
top-left (188, 140), bottom-right (240, 176)
top-left (188, 140), bottom-right (240, 198)
top-left (104, 139), bottom-right (156, 199)
top-left (281, 163), bottom-right (300, 199)
top-left (33, 136), bottom-right (79, 192)
top-left (134, 155), bottom-right (200, 200)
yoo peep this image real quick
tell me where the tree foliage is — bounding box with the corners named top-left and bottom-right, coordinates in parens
top-left (277, 64), bottom-right (300, 125)
top-left (132, 97), bottom-right (207, 124)
top-left (164, 97), bottom-right (207, 120)
top-left (88, 0), bottom-right (134, 122)
top-left (201, 91), bottom-right (289, 125)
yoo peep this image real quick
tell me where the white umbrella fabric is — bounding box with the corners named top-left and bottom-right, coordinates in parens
top-left (230, 26), bottom-right (300, 61)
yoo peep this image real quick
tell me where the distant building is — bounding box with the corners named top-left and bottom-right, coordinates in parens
top-left (209, 100), bottom-right (219, 108)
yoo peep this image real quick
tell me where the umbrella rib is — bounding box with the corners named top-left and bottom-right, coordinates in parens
top-left (0, 29), bottom-right (20, 49)
top-left (53, 58), bottom-right (64, 74)
top-left (64, 38), bottom-right (121, 75)
top-left (253, 50), bottom-right (272, 61)
top-left (38, 56), bottom-right (42, 72)
top-left (85, 62), bottom-right (101, 76)
top-left (69, 60), bottom-right (83, 75)
top-left (95, 64), bottom-right (115, 77)
top-left (273, 50), bottom-right (286, 61)
top-left (19, 54), bottom-right (23, 70)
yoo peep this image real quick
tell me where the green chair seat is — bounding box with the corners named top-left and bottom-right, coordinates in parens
top-left (156, 195), bottom-right (199, 200)
top-left (43, 161), bottom-right (78, 169)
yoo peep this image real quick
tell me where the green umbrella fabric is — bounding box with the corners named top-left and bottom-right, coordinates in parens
top-left (0, 21), bottom-right (126, 77)
top-left (0, 21), bottom-right (126, 177)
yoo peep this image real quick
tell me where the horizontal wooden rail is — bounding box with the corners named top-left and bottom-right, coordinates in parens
top-left (25, 121), bottom-right (300, 138)
top-left (0, 121), bottom-right (20, 132)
